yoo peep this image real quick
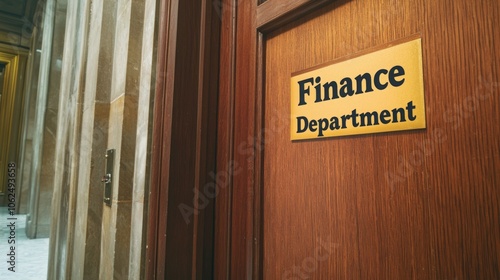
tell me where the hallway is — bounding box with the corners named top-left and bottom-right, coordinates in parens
top-left (0, 207), bottom-right (49, 280)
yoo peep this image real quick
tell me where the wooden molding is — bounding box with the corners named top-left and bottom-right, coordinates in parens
top-left (145, 0), bottom-right (171, 278)
top-left (146, 0), bottom-right (221, 278)
top-left (215, 0), bottom-right (336, 279)
top-left (257, 0), bottom-right (334, 31)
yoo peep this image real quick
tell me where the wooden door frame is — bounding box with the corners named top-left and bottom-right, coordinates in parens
top-left (146, 0), bottom-right (335, 278)
top-left (0, 51), bottom-right (20, 197)
top-left (214, 1), bottom-right (335, 279)
top-left (148, 0), bottom-right (500, 278)
top-left (146, 0), bottom-right (220, 278)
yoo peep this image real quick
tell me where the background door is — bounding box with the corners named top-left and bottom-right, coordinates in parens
top-left (217, 0), bottom-right (500, 279)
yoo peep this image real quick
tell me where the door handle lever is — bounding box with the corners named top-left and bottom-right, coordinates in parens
top-left (101, 173), bottom-right (112, 184)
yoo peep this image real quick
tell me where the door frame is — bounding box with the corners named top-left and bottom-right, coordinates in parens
top-left (146, 0), bottom-right (336, 278)
top-left (0, 50), bottom-right (20, 196)
top-left (214, 1), bottom-right (335, 279)
top-left (145, 0), bottom-right (220, 278)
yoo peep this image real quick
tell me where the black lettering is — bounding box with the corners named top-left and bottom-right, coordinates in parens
top-left (314, 77), bottom-right (325, 103)
top-left (351, 109), bottom-right (359, 127)
top-left (355, 73), bottom-right (373, 94)
top-left (406, 101), bottom-right (417, 121)
top-left (297, 116), bottom-right (309, 133)
top-left (374, 69), bottom-right (389, 90)
top-left (341, 114), bottom-right (351, 129)
top-left (339, 78), bottom-right (354, 97)
top-left (322, 81), bottom-right (339, 100)
top-left (318, 118), bottom-right (329, 137)
top-left (298, 78), bottom-right (314, 106)
top-left (329, 117), bottom-right (340, 130)
top-left (391, 107), bottom-right (406, 123)
top-left (309, 120), bottom-right (318, 132)
top-left (360, 111), bottom-right (379, 126)
top-left (380, 110), bottom-right (391, 124)
top-left (389, 65), bottom-right (405, 87)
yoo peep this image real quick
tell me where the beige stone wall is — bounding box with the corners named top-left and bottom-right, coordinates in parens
top-left (18, 26), bottom-right (42, 214)
top-left (46, 0), bottom-right (157, 279)
top-left (15, 1), bottom-right (51, 216)
top-left (24, 0), bottom-right (67, 239)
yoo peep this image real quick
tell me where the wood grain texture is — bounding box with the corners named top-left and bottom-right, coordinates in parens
top-left (146, 0), bottom-right (220, 279)
top-left (230, 0), bottom-right (258, 279)
top-left (214, 0), bottom-right (237, 279)
top-left (262, 0), bottom-right (500, 279)
top-left (215, 2), bottom-right (341, 278)
top-left (256, 0), bottom-right (333, 31)
top-left (145, 0), bottom-right (170, 278)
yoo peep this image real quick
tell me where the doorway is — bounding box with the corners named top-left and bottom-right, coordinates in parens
top-left (0, 51), bottom-right (20, 198)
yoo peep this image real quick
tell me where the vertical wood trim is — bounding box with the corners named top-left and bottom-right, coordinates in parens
top-left (214, 0), bottom-right (237, 279)
top-left (192, 0), bottom-right (207, 276)
top-left (158, 4), bottom-right (181, 273)
top-left (253, 32), bottom-right (265, 280)
top-left (197, 2), bottom-right (221, 277)
top-left (148, 0), bottom-right (337, 277)
top-left (145, 0), bottom-right (175, 278)
top-left (157, 0), bottom-right (187, 276)
top-left (229, 0), bottom-right (258, 278)
top-left (193, 1), bottom-right (221, 279)
top-left (216, 0), bottom-right (336, 278)
top-left (147, 0), bottom-right (220, 278)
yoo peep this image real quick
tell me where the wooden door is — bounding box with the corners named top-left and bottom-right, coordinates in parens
top-left (216, 0), bottom-right (500, 279)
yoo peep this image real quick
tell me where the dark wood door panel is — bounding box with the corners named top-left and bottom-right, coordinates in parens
top-left (263, 0), bottom-right (500, 279)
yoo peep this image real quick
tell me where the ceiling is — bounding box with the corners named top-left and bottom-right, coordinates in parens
top-left (0, 0), bottom-right (39, 44)
top-left (0, 0), bottom-right (29, 17)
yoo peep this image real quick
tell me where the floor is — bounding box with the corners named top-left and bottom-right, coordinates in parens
top-left (0, 207), bottom-right (49, 280)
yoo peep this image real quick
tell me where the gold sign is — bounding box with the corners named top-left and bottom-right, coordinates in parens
top-left (290, 37), bottom-right (426, 140)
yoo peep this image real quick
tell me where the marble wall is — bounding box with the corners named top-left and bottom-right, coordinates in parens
top-left (18, 25), bottom-right (42, 214)
top-left (25, 0), bottom-right (67, 239)
top-left (45, 0), bottom-right (157, 279)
